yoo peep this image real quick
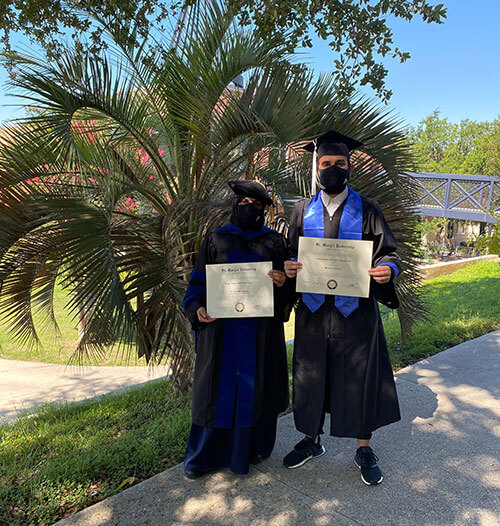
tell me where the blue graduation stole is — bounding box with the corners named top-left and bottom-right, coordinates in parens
top-left (302, 187), bottom-right (363, 317)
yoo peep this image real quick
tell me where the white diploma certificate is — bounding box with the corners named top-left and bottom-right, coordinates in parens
top-left (296, 236), bottom-right (374, 298)
top-left (206, 261), bottom-right (274, 318)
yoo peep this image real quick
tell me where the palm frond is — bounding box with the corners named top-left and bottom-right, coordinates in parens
top-left (0, 3), bottom-right (424, 390)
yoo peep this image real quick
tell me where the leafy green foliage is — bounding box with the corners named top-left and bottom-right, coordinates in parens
top-left (0, 0), bottom-right (447, 100)
top-left (415, 217), bottom-right (449, 237)
top-left (0, 4), bottom-right (423, 389)
top-left (476, 213), bottom-right (500, 255)
top-left (410, 109), bottom-right (500, 175)
top-left (222, 0), bottom-right (447, 100)
top-left (0, 380), bottom-right (191, 526)
top-left (0, 0), bottom-right (171, 58)
top-left (382, 260), bottom-right (500, 368)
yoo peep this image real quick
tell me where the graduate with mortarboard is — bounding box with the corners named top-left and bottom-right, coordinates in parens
top-left (182, 180), bottom-right (290, 478)
top-left (283, 131), bottom-right (401, 485)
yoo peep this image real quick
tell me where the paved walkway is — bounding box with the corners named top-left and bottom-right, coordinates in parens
top-left (56, 330), bottom-right (500, 526)
top-left (0, 359), bottom-right (169, 422)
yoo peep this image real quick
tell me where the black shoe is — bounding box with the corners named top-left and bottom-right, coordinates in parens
top-left (354, 446), bottom-right (383, 485)
top-left (184, 469), bottom-right (205, 480)
top-left (250, 454), bottom-right (269, 465)
top-left (283, 436), bottom-right (326, 469)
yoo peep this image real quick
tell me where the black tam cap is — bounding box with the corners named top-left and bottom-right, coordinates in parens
top-left (228, 180), bottom-right (273, 206)
top-left (303, 130), bottom-right (364, 159)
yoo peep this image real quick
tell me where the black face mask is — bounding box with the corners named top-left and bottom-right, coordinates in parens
top-left (318, 165), bottom-right (350, 194)
top-left (231, 202), bottom-right (265, 230)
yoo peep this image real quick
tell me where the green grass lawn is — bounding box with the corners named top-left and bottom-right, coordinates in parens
top-left (0, 381), bottom-right (191, 526)
top-left (0, 283), bottom-right (147, 366)
top-left (0, 260), bottom-right (498, 525)
top-left (383, 260), bottom-right (500, 369)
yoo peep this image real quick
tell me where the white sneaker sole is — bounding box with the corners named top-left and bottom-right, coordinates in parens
top-left (354, 459), bottom-right (383, 485)
top-left (285, 446), bottom-right (326, 469)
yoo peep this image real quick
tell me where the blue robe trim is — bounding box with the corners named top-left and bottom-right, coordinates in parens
top-left (302, 192), bottom-right (326, 313)
top-left (215, 223), bottom-right (273, 240)
top-left (302, 188), bottom-right (363, 317)
top-left (190, 269), bottom-right (206, 282)
top-left (182, 268), bottom-right (207, 309)
top-left (185, 284), bottom-right (205, 295)
top-left (182, 295), bottom-right (198, 309)
top-left (214, 250), bottom-right (261, 428)
top-left (335, 188), bottom-right (363, 317)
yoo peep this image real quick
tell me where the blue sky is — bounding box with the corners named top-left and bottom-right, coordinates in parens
top-left (302, 1), bottom-right (500, 127)
top-left (1, 1), bottom-right (499, 128)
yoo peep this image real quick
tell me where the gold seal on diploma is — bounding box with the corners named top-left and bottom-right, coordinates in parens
top-left (327, 279), bottom-right (338, 290)
top-left (235, 302), bottom-right (245, 312)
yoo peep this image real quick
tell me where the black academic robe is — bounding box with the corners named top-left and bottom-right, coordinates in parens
top-left (288, 194), bottom-right (401, 438)
top-left (183, 224), bottom-right (290, 428)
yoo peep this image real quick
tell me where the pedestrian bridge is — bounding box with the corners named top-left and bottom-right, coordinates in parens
top-left (404, 172), bottom-right (500, 223)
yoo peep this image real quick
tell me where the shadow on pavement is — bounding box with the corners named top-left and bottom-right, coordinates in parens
top-left (57, 333), bottom-right (500, 526)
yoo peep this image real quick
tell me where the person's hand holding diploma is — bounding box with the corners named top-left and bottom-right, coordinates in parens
top-left (368, 266), bottom-right (392, 284)
top-left (268, 270), bottom-right (286, 287)
top-left (197, 307), bottom-right (216, 323)
top-left (284, 260), bottom-right (302, 279)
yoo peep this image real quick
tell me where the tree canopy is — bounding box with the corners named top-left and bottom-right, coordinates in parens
top-left (0, 0), bottom-right (447, 100)
top-left (410, 109), bottom-right (500, 176)
top-left (0, 5), bottom-right (423, 387)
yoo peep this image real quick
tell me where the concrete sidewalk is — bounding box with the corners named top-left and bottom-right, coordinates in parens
top-left (0, 359), bottom-right (169, 422)
top-left (57, 330), bottom-right (500, 526)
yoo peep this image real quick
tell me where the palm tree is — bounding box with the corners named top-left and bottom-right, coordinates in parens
top-left (0, 3), bottom-right (423, 392)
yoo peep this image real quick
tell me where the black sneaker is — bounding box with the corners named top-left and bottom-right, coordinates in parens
top-left (283, 436), bottom-right (326, 469)
top-left (250, 454), bottom-right (269, 465)
top-left (184, 470), bottom-right (205, 480)
top-left (354, 446), bottom-right (383, 485)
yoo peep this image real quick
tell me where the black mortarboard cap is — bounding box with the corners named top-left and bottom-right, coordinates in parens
top-left (228, 180), bottom-right (273, 206)
top-left (303, 130), bottom-right (364, 159)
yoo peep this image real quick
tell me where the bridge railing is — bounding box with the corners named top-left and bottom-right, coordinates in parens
top-left (403, 172), bottom-right (500, 223)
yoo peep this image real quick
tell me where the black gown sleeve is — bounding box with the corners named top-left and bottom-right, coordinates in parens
top-left (287, 200), bottom-right (304, 260)
top-left (366, 200), bottom-right (401, 309)
top-left (272, 233), bottom-right (294, 322)
top-left (182, 234), bottom-right (214, 331)
top-left (368, 201), bottom-right (402, 276)
top-left (284, 201), bottom-right (306, 310)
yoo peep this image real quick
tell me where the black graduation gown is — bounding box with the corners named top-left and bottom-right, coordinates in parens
top-left (288, 194), bottom-right (401, 438)
top-left (183, 224), bottom-right (290, 429)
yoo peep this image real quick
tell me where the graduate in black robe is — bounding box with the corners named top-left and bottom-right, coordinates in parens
top-left (283, 131), bottom-right (401, 485)
top-left (183, 180), bottom-right (290, 478)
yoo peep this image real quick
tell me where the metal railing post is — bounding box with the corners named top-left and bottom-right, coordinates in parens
top-left (443, 174), bottom-right (451, 215)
